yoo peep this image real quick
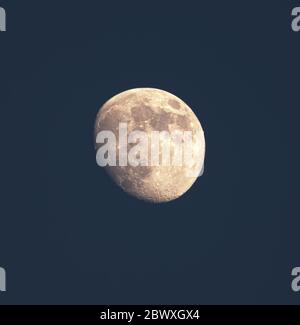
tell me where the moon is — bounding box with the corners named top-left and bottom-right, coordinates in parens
top-left (95, 88), bottom-right (205, 203)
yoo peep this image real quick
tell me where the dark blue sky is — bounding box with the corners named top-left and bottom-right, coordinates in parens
top-left (0, 0), bottom-right (299, 304)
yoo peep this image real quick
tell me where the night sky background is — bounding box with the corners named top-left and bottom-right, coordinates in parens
top-left (0, 0), bottom-right (300, 304)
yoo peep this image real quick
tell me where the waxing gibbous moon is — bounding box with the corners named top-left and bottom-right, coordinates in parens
top-left (94, 88), bottom-right (205, 203)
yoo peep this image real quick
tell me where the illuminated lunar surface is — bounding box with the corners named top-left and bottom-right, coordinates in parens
top-left (95, 88), bottom-right (205, 203)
